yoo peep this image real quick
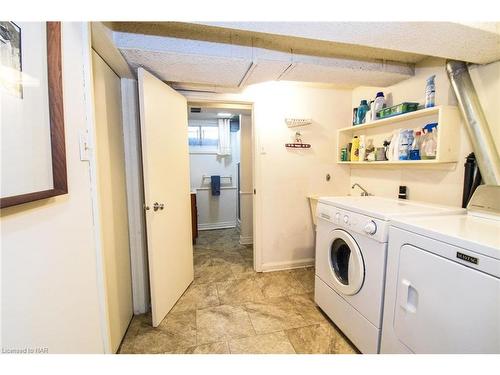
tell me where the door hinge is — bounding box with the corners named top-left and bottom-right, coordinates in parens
top-left (254, 189), bottom-right (256, 195)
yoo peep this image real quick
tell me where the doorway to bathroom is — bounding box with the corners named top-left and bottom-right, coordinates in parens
top-left (187, 103), bottom-right (255, 281)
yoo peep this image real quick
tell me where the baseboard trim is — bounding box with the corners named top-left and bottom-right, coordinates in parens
top-left (239, 235), bottom-right (253, 245)
top-left (261, 258), bottom-right (314, 272)
top-left (198, 221), bottom-right (236, 231)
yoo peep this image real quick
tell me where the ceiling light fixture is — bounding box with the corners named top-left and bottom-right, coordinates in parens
top-left (217, 112), bottom-right (232, 117)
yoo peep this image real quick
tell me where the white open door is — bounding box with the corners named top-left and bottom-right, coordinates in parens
top-left (137, 68), bottom-right (194, 327)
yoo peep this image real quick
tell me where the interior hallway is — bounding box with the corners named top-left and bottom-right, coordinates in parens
top-left (119, 229), bottom-right (358, 354)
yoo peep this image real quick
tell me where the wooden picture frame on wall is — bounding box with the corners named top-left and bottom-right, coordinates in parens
top-left (0, 22), bottom-right (67, 209)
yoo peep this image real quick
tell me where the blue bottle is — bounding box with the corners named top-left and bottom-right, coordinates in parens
top-left (356, 100), bottom-right (370, 125)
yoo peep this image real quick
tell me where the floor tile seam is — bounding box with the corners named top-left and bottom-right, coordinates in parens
top-left (228, 330), bottom-right (298, 355)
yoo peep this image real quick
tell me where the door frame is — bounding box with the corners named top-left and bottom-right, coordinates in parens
top-left (185, 97), bottom-right (262, 272)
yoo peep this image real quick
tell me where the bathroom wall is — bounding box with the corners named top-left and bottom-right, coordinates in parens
top-left (1, 23), bottom-right (105, 353)
top-left (189, 120), bottom-right (239, 230)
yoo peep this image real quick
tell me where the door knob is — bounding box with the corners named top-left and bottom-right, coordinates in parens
top-left (153, 202), bottom-right (165, 211)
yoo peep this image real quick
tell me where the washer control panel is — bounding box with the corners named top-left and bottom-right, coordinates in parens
top-left (317, 203), bottom-right (388, 242)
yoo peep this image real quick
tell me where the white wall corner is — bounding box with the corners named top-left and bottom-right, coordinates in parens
top-left (239, 235), bottom-right (253, 245)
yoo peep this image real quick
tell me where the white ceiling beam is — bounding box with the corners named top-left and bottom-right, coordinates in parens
top-left (196, 22), bottom-right (500, 64)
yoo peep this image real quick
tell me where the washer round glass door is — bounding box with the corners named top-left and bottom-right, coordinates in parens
top-left (328, 229), bottom-right (365, 295)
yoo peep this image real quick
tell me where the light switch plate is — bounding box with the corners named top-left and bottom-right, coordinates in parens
top-left (79, 129), bottom-right (91, 161)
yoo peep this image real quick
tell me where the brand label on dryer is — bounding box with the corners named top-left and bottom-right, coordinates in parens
top-left (456, 252), bottom-right (478, 265)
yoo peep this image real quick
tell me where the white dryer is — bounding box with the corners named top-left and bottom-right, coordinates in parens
top-left (314, 196), bottom-right (464, 353)
top-left (381, 185), bottom-right (500, 353)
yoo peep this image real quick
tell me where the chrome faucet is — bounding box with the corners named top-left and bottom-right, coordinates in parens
top-left (352, 183), bottom-right (372, 196)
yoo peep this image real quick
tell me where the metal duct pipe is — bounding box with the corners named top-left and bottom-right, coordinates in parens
top-left (446, 60), bottom-right (500, 186)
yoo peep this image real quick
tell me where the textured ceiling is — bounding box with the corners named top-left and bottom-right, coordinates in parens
top-left (113, 28), bottom-right (415, 90)
top-left (120, 48), bottom-right (252, 87)
top-left (196, 22), bottom-right (500, 65)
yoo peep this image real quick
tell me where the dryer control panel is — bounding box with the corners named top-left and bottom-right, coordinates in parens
top-left (317, 203), bottom-right (389, 243)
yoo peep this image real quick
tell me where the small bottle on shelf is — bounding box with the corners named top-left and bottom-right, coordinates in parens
top-left (350, 136), bottom-right (360, 161)
top-left (409, 130), bottom-right (422, 160)
top-left (359, 135), bottom-right (366, 162)
top-left (356, 100), bottom-right (370, 125)
top-left (372, 92), bottom-right (385, 121)
top-left (365, 138), bottom-right (375, 161)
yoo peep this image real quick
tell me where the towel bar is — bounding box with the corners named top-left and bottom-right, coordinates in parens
top-left (202, 175), bottom-right (232, 182)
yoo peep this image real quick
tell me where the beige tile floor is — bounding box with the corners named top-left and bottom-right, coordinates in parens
top-left (118, 228), bottom-right (359, 354)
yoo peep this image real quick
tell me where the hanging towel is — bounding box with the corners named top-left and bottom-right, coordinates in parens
top-left (217, 118), bottom-right (231, 156)
top-left (211, 175), bottom-right (221, 196)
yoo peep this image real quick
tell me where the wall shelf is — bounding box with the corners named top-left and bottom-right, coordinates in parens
top-left (337, 105), bottom-right (461, 167)
top-left (338, 160), bottom-right (453, 165)
top-left (338, 106), bottom-right (442, 133)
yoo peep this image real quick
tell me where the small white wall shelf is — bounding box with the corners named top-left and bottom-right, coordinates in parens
top-left (285, 118), bottom-right (312, 128)
top-left (337, 105), bottom-right (461, 167)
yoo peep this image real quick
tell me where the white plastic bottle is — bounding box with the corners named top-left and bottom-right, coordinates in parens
top-left (372, 92), bottom-right (385, 121)
top-left (425, 75), bottom-right (436, 108)
top-left (398, 130), bottom-right (410, 160)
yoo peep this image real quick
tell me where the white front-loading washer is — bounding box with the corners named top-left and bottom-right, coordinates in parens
top-left (314, 196), bottom-right (464, 353)
top-left (315, 203), bottom-right (388, 353)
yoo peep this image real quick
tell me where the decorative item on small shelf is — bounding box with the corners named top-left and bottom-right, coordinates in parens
top-left (285, 131), bottom-right (311, 148)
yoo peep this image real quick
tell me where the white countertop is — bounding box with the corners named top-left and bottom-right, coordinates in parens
top-left (318, 196), bottom-right (465, 220)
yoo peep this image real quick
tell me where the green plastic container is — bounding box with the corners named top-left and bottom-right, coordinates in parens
top-left (377, 102), bottom-right (419, 119)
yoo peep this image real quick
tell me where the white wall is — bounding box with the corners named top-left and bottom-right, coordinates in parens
top-left (182, 83), bottom-right (352, 271)
top-left (0, 23), bottom-right (105, 353)
top-left (181, 63), bottom-right (498, 271)
top-left (244, 82), bottom-right (352, 270)
top-left (189, 120), bottom-right (239, 230)
top-left (350, 57), bottom-right (500, 207)
top-left (469, 60), bottom-right (500, 157)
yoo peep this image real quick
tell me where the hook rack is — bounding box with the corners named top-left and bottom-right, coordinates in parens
top-left (285, 118), bottom-right (312, 128)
